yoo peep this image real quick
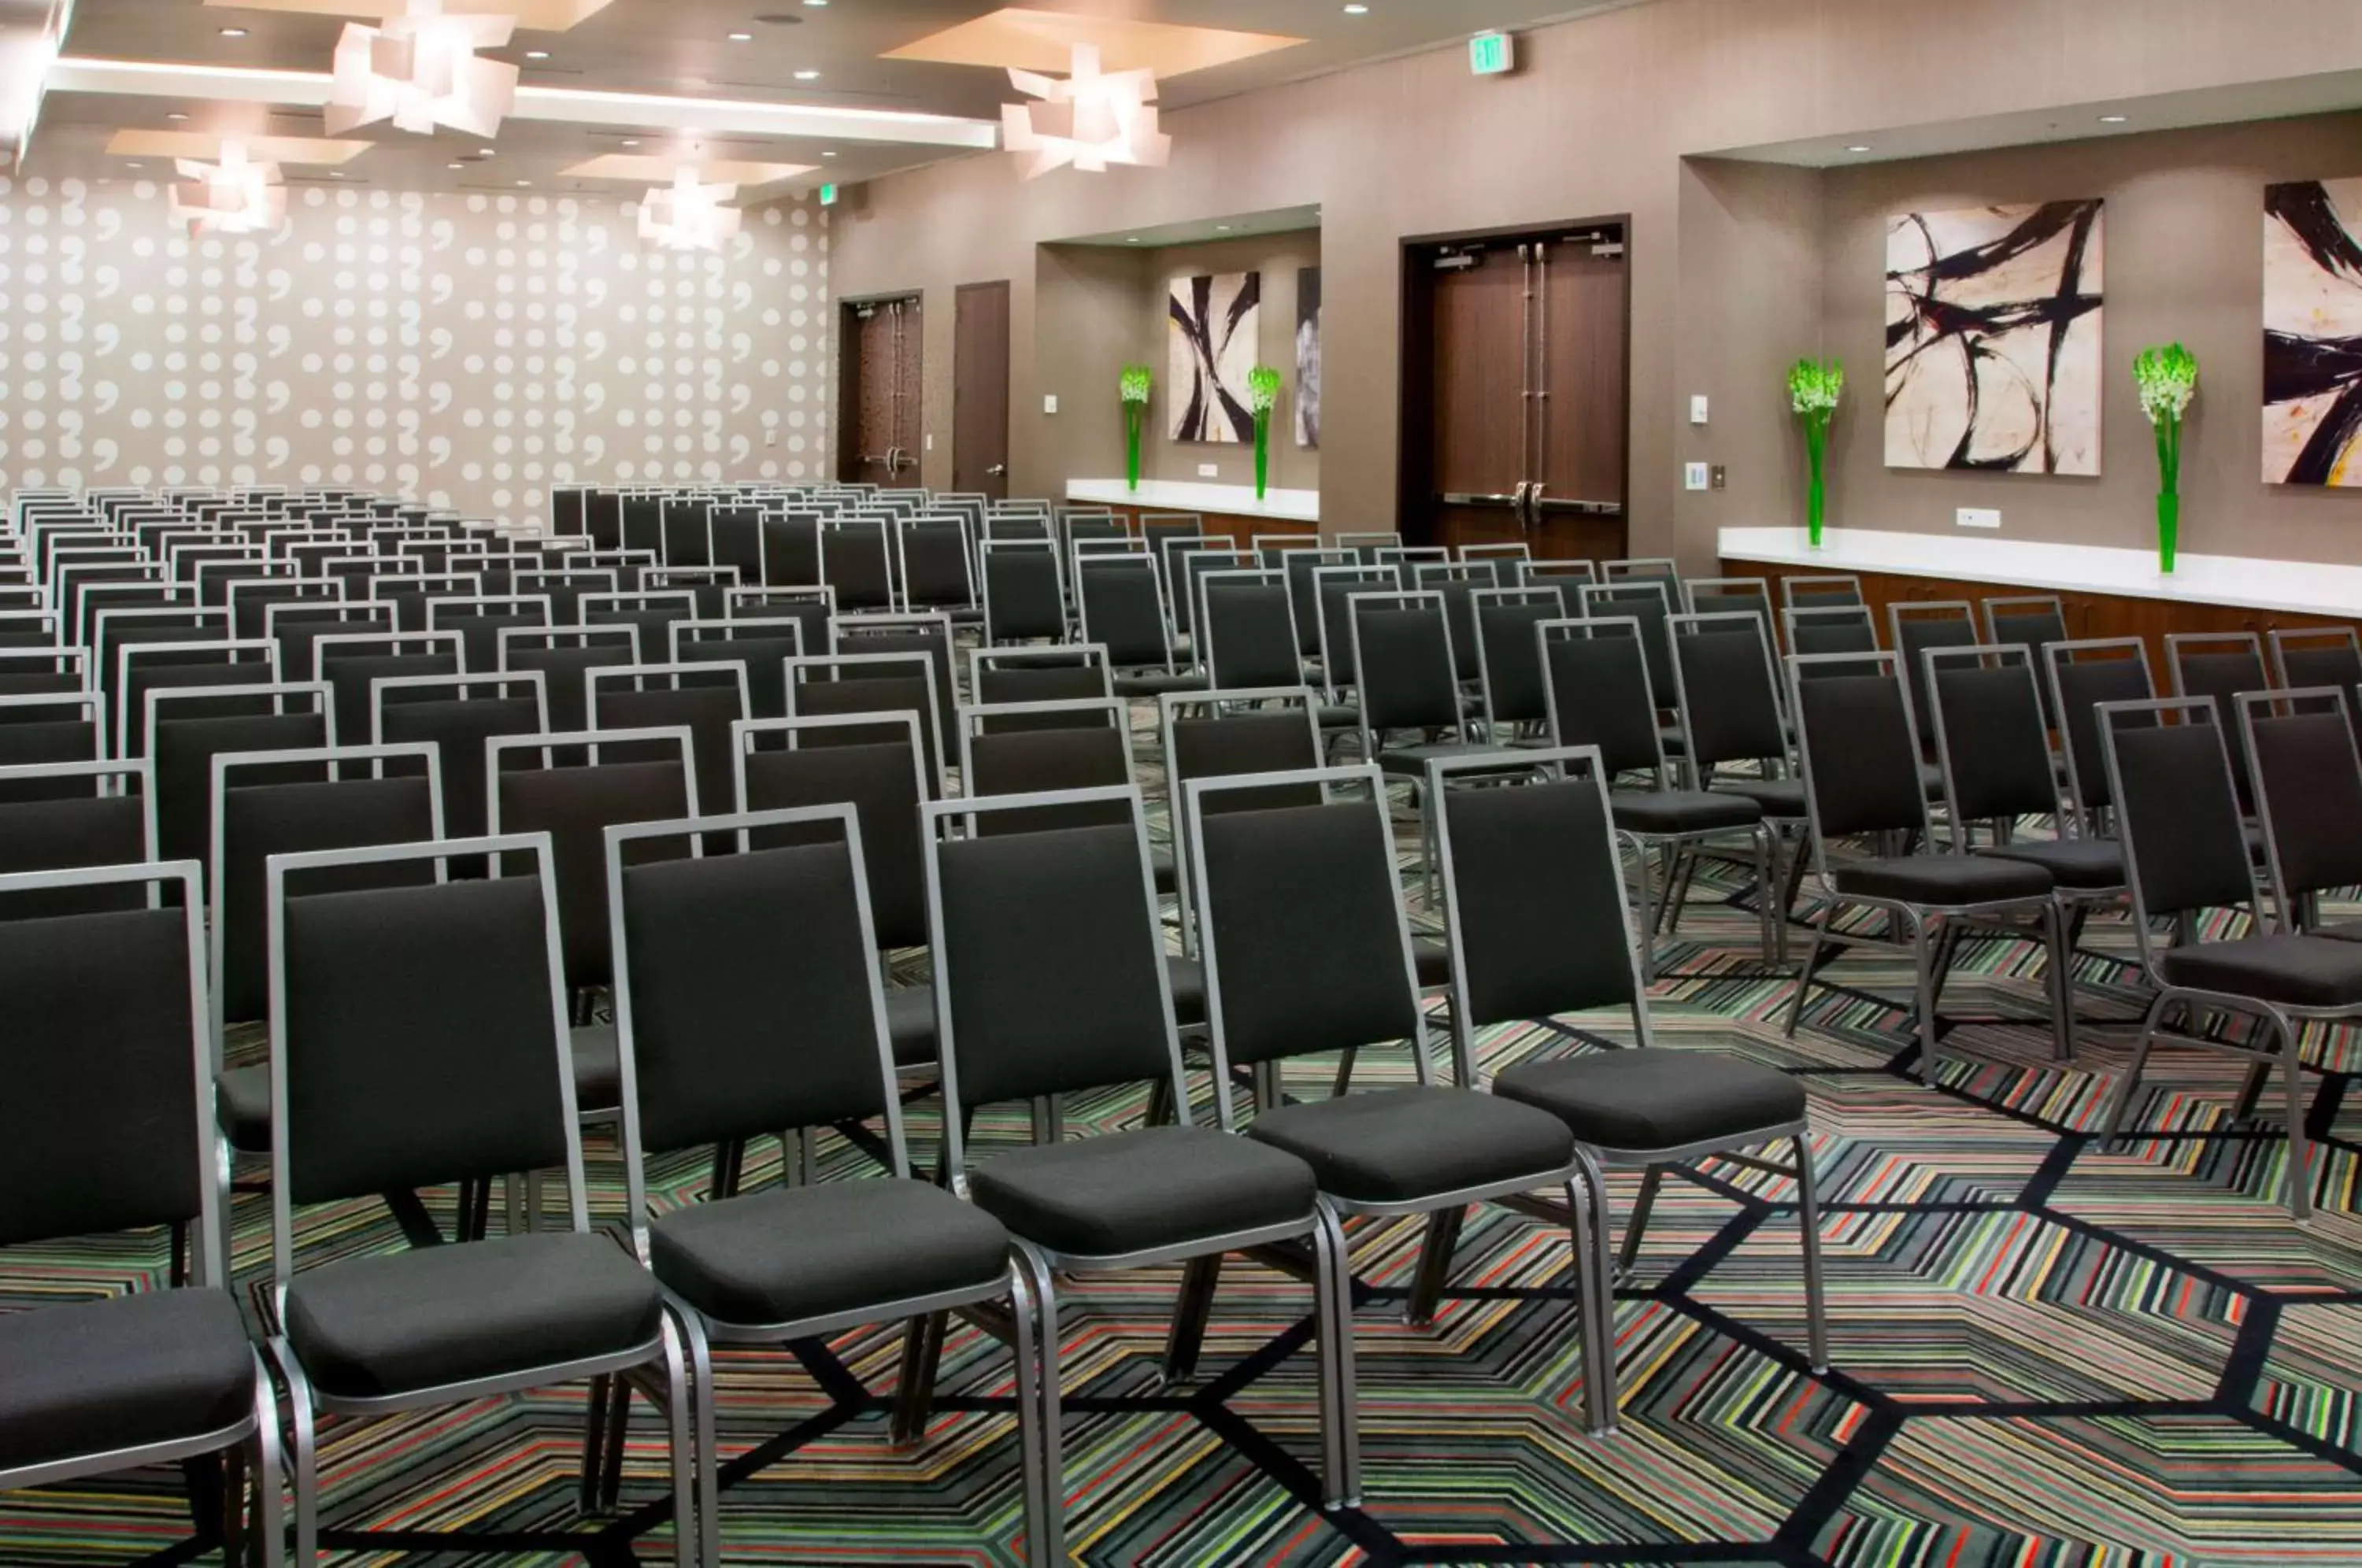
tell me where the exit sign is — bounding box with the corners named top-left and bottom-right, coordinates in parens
top-left (1469, 31), bottom-right (1514, 76)
top-left (819, 183), bottom-right (839, 207)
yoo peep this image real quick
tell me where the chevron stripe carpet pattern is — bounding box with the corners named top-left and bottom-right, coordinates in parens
top-left (6, 801), bottom-right (2362, 1566)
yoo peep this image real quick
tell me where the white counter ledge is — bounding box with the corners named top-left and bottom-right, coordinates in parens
top-left (1067, 479), bottom-right (1320, 525)
top-left (1718, 526), bottom-right (2362, 621)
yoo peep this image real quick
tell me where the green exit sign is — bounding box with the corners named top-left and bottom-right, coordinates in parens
top-left (1469, 31), bottom-right (1514, 76)
top-left (819, 183), bottom-right (839, 207)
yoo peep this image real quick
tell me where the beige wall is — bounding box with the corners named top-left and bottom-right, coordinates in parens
top-left (1033, 229), bottom-right (1321, 494)
top-left (1818, 113), bottom-right (2362, 567)
top-left (0, 172), bottom-right (831, 530)
top-left (831, 0), bottom-right (2362, 565)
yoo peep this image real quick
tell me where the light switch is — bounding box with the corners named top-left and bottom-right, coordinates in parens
top-left (1198, 463), bottom-right (1220, 478)
top-left (1043, 394), bottom-right (1059, 415)
top-left (924, 434), bottom-right (934, 452)
top-left (1684, 461), bottom-right (1710, 492)
top-left (1957, 507), bottom-right (2002, 530)
top-left (1690, 395), bottom-right (1710, 425)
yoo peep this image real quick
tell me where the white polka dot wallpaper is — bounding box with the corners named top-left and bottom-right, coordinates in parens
top-left (0, 175), bottom-right (831, 529)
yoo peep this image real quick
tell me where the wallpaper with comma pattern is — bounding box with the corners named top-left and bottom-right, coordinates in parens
top-left (0, 174), bottom-right (831, 529)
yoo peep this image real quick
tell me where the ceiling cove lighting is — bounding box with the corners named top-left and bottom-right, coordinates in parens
top-left (167, 139), bottom-right (287, 235)
top-left (639, 165), bottom-right (741, 252)
top-left (1000, 42), bottom-right (1168, 179)
top-left (325, 0), bottom-right (521, 138)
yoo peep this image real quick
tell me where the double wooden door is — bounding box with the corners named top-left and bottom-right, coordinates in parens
top-left (842, 294), bottom-right (924, 488)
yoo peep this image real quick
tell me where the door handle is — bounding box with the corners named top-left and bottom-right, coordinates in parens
top-left (987, 464), bottom-right (1008, 477)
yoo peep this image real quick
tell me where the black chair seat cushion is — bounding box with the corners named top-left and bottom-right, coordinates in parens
top-left (885, 983), bottom-right (937, 1065)
top-left (650, 1178), bottom-right (1009, 1328)
top-left (283, 1231), bottom-right (663, 1400)
top-left (1715, 777), bottom-right (1806, 818)
top-left (1831, 854), bottom-right (2052, 906)
top-left (1375, 741), bottom-right (1499, 776)
top-left (967, 1126), bottom-right (1314, 1259)
top-left (1113, 671), bottom-right (1210, 698)
top-left (218, 1063), bottom-right (272, 1152)
top-left (0, 1288), bottom-right (255, 1470)
top-left (2158, 935), bottom-right (2362, 1009)
top-left (1609, 789), bottom-right (1762, 836)
top-left (1977, 836), bottom-right (2124, 890)
top-left (1494, 1048), bottom-right (1806, 1152)
top-left (1246, 1085), bottom-right (1573, 1205)
top-left (570, 1023), bottom-right (621, 1113)
top-left (2317, 922), bottom-right (2362, 945)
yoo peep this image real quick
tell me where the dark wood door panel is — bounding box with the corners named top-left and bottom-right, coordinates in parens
top-left (953, 282), bottom-right (1011, 501)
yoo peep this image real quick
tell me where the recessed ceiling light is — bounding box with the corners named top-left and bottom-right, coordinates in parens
top-left (804, 0), bottom-right (827, 6)
top-left (793, 68), bottom-right (820, 80)
top-left (219, 26), bottom-right (247, 36)
top-left (125, 161), bottom-right (144, 168)
top-left (1343, 3), bottom-right (1368, 13)
top-left (524, 49), bottom-right (549, 60)
top-left (1215, 224), bottom-right (1231, 231)
top-left (476, 147), bottom-right (494, 157)
top-left (328, 171), bottom-right (346, 179)
top-left (728, 31), bottom-right (753, 41)
top-left (515, 179), bottom-right (531, 187)
top-left (1125, 236), bottom-right (1140, 243)
top-left (1845, 144), bottom-right (1871, 153)
top-left (820, 150), bottom-right (837, 157)
top-left (166, 111), bottom-right (189, 121)
top-left (620, 138), bottom-right (640, 146)
top-left (447, 161), bottom-right (465, 169)
top-left (2099, 114), bottom-right (2128, 124)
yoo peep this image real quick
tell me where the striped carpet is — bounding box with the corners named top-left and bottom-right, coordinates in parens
top-left (6, 815), bottom-right (2362, 1565)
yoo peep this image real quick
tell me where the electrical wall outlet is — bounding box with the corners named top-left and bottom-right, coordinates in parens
top-left (1042, 394), bottom-right (1059, 415)
top-left (763, 429), bottom-right (776, 447)
top-left (1711, 465), bottom-right (1727, 490)
top-left (1957, 507), bottom-right (2002, 530)
top-left (1690, 395), bottom-right (1710, 425)
top-left (1683, 461), bottom-right (1710, 492)
top-left (1198, 463), bottom-right (1220, 479)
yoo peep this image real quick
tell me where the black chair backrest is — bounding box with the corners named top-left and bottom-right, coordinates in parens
top-left (982, 545), bottom-right (1065, 644)
top-left (499, 626), bottom-right (640, 733)
top-left (214, 745), bottom-right (442, 1025)
top-left (2169, 634), bottom-right (2269, 811)
top-left (1161, 692), bottom-right (1324, 819)
top-left (974, 651), bottom-right (1112, 719)
top-left (672, 617), bottom-right (804, 721)
top-left (1077, 557), bottom-right (1175, 670)
top-left (1542, 619), bottom-right (1663, 779)
top-left (1316, 566), bottom-right (1398, 688)
top-left (120, 640), bottom-right (278, 759)
top-left (150, 683), bottom-right (331, 871)
top-left (2242, 690), bottom-right (2362, 907)
top-left (1581, 581), bottom-right (1675, 698)
top-left (1790, 654), bottom-right (1927, 841)
top-left (1668, 612), bottom-right (1786, 769)
top-left (963, 701), bottom-right (1131, 836)
top-left (275, 838), bottom-right (575, 1209)
top-left (318, 632), bottom-right (462, 742)
top-left (0, 763), bottom-right (151, 919)
top-left (590, 664), bottom-right (748, 818)
top-left (927, 790), bottom-right (1179, 1120)
top-left (613, 808), bottom-right (899, 1157)
top-left (727, 586), bottom-right (833, 660)
top-left (1889, 604), bottom-right (1978, 745)
top-left (1432, 749), bottom-right (1642, 1031)
top-left (2272, 629), bottom-right (2362, 709)
top-left (737, 713), bottom-right (930, 950)
top-left (821, 520), bottom-right (895, 612)
top-left (787, 653), bottom-right (945, 793)
top-left (493, 730), bottom-right (694, 991)
top-left (1203, 576), bottom-right (1303, 690)
top-left (2045, 641), bottom-right (2156, 815)
top-left (372, 672), bottom-right (547, 841)
top-left (1353, 594), bottom-right (1462, 732)
top-left (836, 616), bottom-right (959, 753)
top-left (431, 594), bottom-right (553, 675)
top-left (1283, 550), bottom-right (1353, 656)
top-left (759, 516), bottom-right (820, 586)
top-left (1927, 648), bottom-right (2059, 825)
top-left (1782, 575), bottom-right (1861, 611)
top-left (583, 590), bottom-right (698, 673)
top-left (1783, 604), bottom-right (1878, 670)
top-left (2100, 701), bottom-right (2256, 923)
top-left (1473, 591), bottom-right (1562, 727)
top-left (662, 499), bottom-right (712, 568)
top-left (0, 863), bottom-right (213, 1254)
top-left (1982, 597), bottom-right (2068, 679)
top-left (896, 519), bottom-right (975, 611)
top-left (1192, 775), bottom-right (1420, 1070)
top-left (0, 694), bottom-right (103, 794)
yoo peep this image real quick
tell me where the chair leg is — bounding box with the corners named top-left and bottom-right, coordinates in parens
top-left (2233, 1062), bottom-right (2272, 1123)
top-left (653, 1316), bottom-right (698, 1568)
top-left (2042, 900), bottom-right (2075, 1060)
top-left (1163, 1256), bottom-right (1223, 1382)
top-left (676, 1315), bottom-right (722, 1566)
top-left (1016, 1243), bottom-right (1066, 1565)
top-left (1783, 918), bottom-right (1828, 1039)
top-left (598, 1371), bottom-right (632, 1512)
top-left (1629, 835), bottom-right (1660, 987)
top-left (276, 1345), bottom-right (321, 1566)
top-left (1402, 1204), bottom-right (1464, 1328)
top-left (1330, 1047), bottom-right (1358, 1099)
top-left (2101, 993), bottom-right (2172, 1146)
top-left (1793, 1134), bottom-right (1831, 1374)
top-left (250, 1355), bottom-right (285, 1568)
top-left (2275, 1013), bottom-right (2316, 1222)
top-left (1006, 1260), bottom-right (1053, 1565)
top-left (890, 1311), bottom-right (948, 1444)
top-left (579, 1374), bottom-right (612, 1514)
top-left (1616, 1166), bottom-right (1663, 1278)
top-left (1909, 912), bottom-right (1941, 1087)
top-left (216, 1443), bottom-right (246, 1566)
top-left (1567, 1155), bottom-right (1617, 1437)
top-left (1753, 826), bottom-right (1777, 969)
top-left (1143, 1074), bottom-right (1176, 1128)
top-left (1312, 1203), bottom-right (1362, 1509)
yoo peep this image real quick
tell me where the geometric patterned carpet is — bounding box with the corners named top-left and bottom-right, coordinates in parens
top-left (6, 834), bottom-right (2362, 1565)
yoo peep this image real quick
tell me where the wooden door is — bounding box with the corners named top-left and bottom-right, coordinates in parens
top-left (1426, 250), bottom-right (1530, 550)
top-left (954, 281), bottom-right (1011, 501)
top-left (840, 295), bottom-right (924, 488)
top-left (1529, 235), bottom-right (1627, 560)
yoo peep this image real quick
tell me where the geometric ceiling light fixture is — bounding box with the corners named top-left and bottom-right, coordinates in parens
top-left (324, 0), bottom-right (519, 137)
top-left (636, 165), bottom-right (741, 252)
top-left (165, 139), bottom-right (288, 235)
top-left (1000, 42), bottom-right (1169, 179)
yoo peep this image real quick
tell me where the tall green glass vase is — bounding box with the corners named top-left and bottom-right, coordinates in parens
top-left (1125, 405), bottom-right (1142, 494)
top-left (2157, 491), bottom-right (2179, 575)
top-left (1806, 437), bottom-right (1827, 549)
top-left (1253, 411), bottom-right (1271, 501)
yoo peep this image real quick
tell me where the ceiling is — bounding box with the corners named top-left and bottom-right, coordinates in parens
top-left (16, 0), bottom-right (1643, 198)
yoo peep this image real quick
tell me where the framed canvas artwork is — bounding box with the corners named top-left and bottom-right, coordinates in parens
top-left (1295, 265), bottom-right (1322, 449)
top-left (2264, 179), bottom-right (2362, 486)
top-left (1168, 271), bottom-right (1261, 443)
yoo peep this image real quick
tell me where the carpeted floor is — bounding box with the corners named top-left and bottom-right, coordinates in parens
top-left (6, 804), bottom-right (2362, 1566)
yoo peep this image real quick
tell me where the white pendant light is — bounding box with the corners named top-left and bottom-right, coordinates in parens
top-left (166, 140), bottom-right (287, 236)
top-left (638, 166), bottom-right (742, 253)
top-left (1000, 43), bottom-right (1170, 179)
top-left (326, 0), bottom-right (520, 139)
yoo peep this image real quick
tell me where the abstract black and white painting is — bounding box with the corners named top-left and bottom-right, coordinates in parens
top-left (2264, 179), bottom-right (2362, 486)
top-left (1294, 265), bottom-right (1321, 449)
top-left (1885, 201), bottom-right (2105, 475)
top-left (1168, 271), bottom-right (1261, 443)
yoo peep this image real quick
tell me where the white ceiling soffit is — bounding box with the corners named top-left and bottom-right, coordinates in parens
top-left (43, 54), bottom-right (1003, 148)
top-left (0, 0), bottom-right (72, 163)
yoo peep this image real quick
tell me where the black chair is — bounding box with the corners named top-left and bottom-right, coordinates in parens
top-left (1782, 651), bottom-right (2068, 1082)
top-left (588, 662), bottom-right (749, 819)
top-left (1411, 561), bottom-right (1490, 680)
top-left (980, 541), bottom-right (1064, 646)
top-left (821, 520), bottom-right (895, 613)
top-left (514, 567), bottom-right (620, 627)
top-left (0, 688), bottom-right (106, 790)
top-left (957, 697), bottom-right (1187, 905)
top-left (371, 670), bottom-right (549, 841)
top-left (669, 616), bottom-right (805, 721)
top-left (725, 583), bottom-right (834, 662)
top-left (1373, 544), bottom-right (1446, 586)
top-left (835, 612), bottom-right (960, 757)
top-left (1888, 601), bottom-right (1978, 764)
top-left (1579, 581), bottom-right (1679, 746)
top-left (261, 833), bottom-right (694, 1562)
top-left (118, 638), bottom-right (279, 760)
top-left (1198, 568), bottom-right (1310, 689)
top-left (1664, 610), bottom-right (1807, 961)
top-left (785, 650), bottom-right (948, 795)
top-left (894, 517), bottom-right (979, 619)
top-left (147, 679), bottom-right (333, 876)
top-left (1682, 575), bottom-right (1775, 646)
top-left (1925, 644), bottom-right (2127, 1041)
top-left (2168, 632), bottom-right (2271, 812)
top-left (1283, 549), bottom-right (1355, 659)
top-left (1458, 542), bottom-right (1531, 585)
top-left (968, 644), bottom-right (1113, 719)
top-left (2238, 689), bottom-right (2362, 944)
top-left (1155, 688), bottom-right (1331, 960)
top-left (1783, 603), bottom-right (1879, 669)
top-left (427, 592), bottom-right (553, 675)
top-left (1516, 558), bottom-right (1597, 618)
top-left (1183, 762), bottom-right (1583, 1480)
top-left (265, 601), bottom-right (391, 693)
top-left (1312, 564), bottom-right (1400, 704)
top-left (207, 741), bottom-right (444, 1152)
top-left (2045, 638), bottom-right (2158, 838)
top-left (1980, 596), bottom-right (2069, 713)
top-left (1349, 590), bottom-right (1492, 776)
top-left (583, 590), bottom-right (698, 675)
top-left (920, 785), bottom-right (1349, 1552)
top-left (1780, 574), bottom-right (1861, 612)
top-left (498, 623), bottom-right (641, 734)
top-left (2097, 699), bottom-right (2362, 1221)
top-left (1542, 617), bottom-right (1773, 974)
top-left (1427, 745), bottom-right (1828, 1429)
top-left (2270, 627), bottom-right (2362, 711)
top-left (313, 628), bottom-right (462, 745)
top-left (0, 860), bottom-right (282, 1566)
top-left (1076, 555), bottom-right (1205, 697)
top-left (605, 802), bottom-right (1037, 1562)
top-left (1604, 557), bottom-right (1679, 590)
top-left (1471, 586), bottom-right (1564, 739)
